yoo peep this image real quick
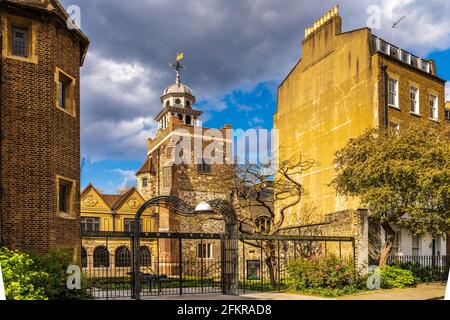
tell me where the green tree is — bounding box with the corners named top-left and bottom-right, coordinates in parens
top-left (0, 247), bottom-right (49, 300)
top-left (331, 123), bottom-right (450, 266)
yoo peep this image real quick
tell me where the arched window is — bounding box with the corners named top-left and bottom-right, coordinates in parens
top-left (186, 100), bottom-right (191, 108)
top-left (166, 100), bottom-right (170, 107)
top-left (81, 247), bottom-right (88, 268)
top-left (140, 246), bottom-right (152, 267)
top-left (185, 115), bottom-right (192, 125)
top-left (115, 246), bottom-right (131, 268)
top-left (93, 246), bottom-right (110, 268)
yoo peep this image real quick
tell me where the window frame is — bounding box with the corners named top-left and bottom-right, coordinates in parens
top-left (140, 246), bottom-right (152, 267)
top-left (56, 175), bottom-right (76, 219)
top-left (123, 218), bottom-right (143, 233)
top-left (409, 86), bottom-right (420, 115)
top-left (197, 158), bottom-right (212, 174)
top-left (114, 246), bottom-right (131, 268)
top-left (392, 231), bottom-right (401, 255)
top-left (429, 94), bottom-right (439, 121)
top-left (93, 246), bottom-right (110, 268)
top-left (11, 24), bottom-right (29, 57)
top-left (412, 235), bottom-right (422, 256)
top-left (142, 178), bottom-right (148, 188)
top-left (2, 15), bottom-right (38, 64)
top-left (81, 217), bottom-right (101, 233)
top-left (197, 243), bottom-right (213, 259)
top-left (388, 77), bottom-right (399, 109)
top-left (55, 67), bottom-right (77, 117)
top-left (445, 109), bottom-right (450, 121)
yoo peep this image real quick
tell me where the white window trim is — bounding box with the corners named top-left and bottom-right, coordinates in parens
top-left (197, 243), bottom-right (213, 260)
top-left (392, 231), bottom-right (402, 255)
top-left (412, 235), bottom-right (422, 256)
top-left (388, 77), bottom-right (399, 109)
top-left (429, 94), bottom-right (439, 121)
top-left (409, 86), bottom-right (420, 116)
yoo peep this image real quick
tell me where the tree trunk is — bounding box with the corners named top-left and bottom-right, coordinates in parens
top-left (379, 220), bottom-right (395, 267)
top-left (263, 240), bottom-right (277, 289)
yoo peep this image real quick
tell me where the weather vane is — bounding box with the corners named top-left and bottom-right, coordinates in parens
top-left (170, 53), bottom-right (184, 84)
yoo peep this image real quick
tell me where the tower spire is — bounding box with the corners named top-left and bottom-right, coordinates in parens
top-left (170, 53), bottom-right (184, 85)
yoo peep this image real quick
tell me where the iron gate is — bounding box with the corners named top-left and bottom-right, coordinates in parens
top-left (81, 231), bottom-right (355, 299)
top-left (81, 231), bottom-right (226, 299)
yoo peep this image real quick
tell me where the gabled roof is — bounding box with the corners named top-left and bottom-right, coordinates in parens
top-left (1, 0), bottom-right (89, 65)
top-left (108, 186), bottom-right (146, 211)
top-left (100, 194), bottom-right (122, 209)
top-left (81, 183), bottom-right (146, 211)
top-left (81, 183), bottom-right (115, 209)
top-left (136, 158), bottom-right (151, 175)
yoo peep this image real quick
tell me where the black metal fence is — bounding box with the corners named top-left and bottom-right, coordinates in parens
top-left (82, 232), bottom-right (224, 299)
top-left (388, 255), bottom-right (450, 282)
top-left (81, 232), bottom-right (356, 299)
top-left (238, 235), bottom-right (356, 293)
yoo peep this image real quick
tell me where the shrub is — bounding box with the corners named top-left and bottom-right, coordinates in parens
top-left (30, 248), bottom-right (93, 300)
top-left (0, 247), bottom-right (49, 300)
top-left (389, 260), bottom-right (444, 283)
top-left (286, 255), bottom-right (363, 297)
top-left (380, 265), bottom-right (417, 289)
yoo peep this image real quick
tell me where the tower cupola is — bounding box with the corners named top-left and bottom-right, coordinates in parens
top-left (155, 54), bottom-right (203, 130)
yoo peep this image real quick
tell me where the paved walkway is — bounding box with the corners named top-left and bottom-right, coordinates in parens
top-left (337, 283), bottom-right (446, 300)
top-left (139, 292), bottom-right (330, 300)
top-left (135, 283), bottom-right (446, 300)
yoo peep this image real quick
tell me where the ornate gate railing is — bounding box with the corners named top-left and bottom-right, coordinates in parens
top-left (81, 231), bottom-right (226, 299)
top-left (81, 231), bottom-right (356, 299)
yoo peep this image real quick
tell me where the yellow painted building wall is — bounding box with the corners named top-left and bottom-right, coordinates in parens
top-left (80, 186), bottom-right (156, 233)
top-left (275, 11), bottom-right (447, 229)
top-left (80, 186), bottom-right (158, 266)
top-left (275, 18), bottom-right (379, 225)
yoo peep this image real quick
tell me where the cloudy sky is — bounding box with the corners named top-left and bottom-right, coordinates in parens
top-left (59, 0), bottom-right (450, 194)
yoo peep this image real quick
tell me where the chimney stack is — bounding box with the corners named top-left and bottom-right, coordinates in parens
top-left (304, 5), bottom-right (340, 39)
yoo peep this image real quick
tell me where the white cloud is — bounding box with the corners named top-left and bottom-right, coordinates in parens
top-left (60, 0), bottom-right (449, 163)
top-left (82, 52), bottom-right (161, 108)
top-left (248, 116), bottom-right (264, 127)
top-left (113, 169), bottom-right (137, 190)
top-left (362, 0), bottom-right (450, 55)
top-left (82, 116), bottom-right (158, 161)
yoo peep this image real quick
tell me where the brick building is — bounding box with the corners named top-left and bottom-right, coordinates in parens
top-left (0, 0), bottom-right (89, 255)
top-left (275, 6), bottom-right (449, 266)
top-left (135, 62), bottom-right (234, 262)
top-left (80, 61), bottom-right (234, 273)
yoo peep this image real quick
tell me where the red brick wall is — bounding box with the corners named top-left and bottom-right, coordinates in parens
top-left (0, 9), bottom-right (83, 255)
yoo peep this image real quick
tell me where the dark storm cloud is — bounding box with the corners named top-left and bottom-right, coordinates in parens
top-left (59, 0), bottom-right (450, 161)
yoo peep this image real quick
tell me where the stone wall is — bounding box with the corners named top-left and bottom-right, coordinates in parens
top-left (320, 209), bottom-right (370, 271)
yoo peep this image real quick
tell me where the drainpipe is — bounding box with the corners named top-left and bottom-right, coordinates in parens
top-left (380, 63), bottom-right (389, 130)
top-left (0, 34), bottom-right (3, 246)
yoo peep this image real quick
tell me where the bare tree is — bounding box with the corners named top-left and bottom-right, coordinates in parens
top-left (229, 157), bottom-right (316, 287)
